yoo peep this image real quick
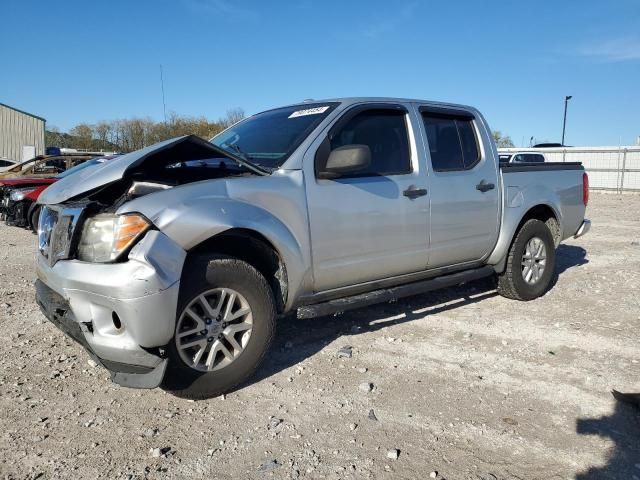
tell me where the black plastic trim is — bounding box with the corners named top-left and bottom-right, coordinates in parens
top-left (297, 266), bottom-right (494, 318)
top-left (418, 105), bottom-right (475, 119)
top-left (298, 260), bottom-right (487, 306)
top-left (501, 162), bottom-right (583, 172)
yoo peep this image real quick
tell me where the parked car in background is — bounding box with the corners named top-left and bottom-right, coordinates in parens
top-left (34, 97), bottom-right (590, 399)
top-left (498, 151), bottom-right (546, 164)
top-left (0, 155), bottom-right (118, 231)
top-left (0, 153), bottom-right (102, 179)
top-left (0, 177), bottom-right (56, 228)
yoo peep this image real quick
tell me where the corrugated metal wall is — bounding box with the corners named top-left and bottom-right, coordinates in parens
top-left (0, 104), bottom-right (46, 161)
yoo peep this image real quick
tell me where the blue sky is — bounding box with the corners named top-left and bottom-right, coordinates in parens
top-left (1, 0), bottom-right (639, 146)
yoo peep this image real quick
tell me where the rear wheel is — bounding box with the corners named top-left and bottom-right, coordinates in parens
top-left (496, 219), bottom-right (556, 301)
top-left (161, 255), bottom-right (276, 399)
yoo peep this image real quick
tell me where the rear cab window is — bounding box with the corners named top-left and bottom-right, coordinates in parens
top-left (420, 109), bottom-right (481, 172)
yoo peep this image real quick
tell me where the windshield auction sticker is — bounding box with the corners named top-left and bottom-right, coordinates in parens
top-left (288, 106), bottom-right (330, 118)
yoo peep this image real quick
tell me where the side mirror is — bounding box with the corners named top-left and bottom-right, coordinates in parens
top-left (317, 144), bottom-right (371, 179)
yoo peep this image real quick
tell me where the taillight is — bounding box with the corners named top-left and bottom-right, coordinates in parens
top-left (582, 172), bottom-right (589, 206)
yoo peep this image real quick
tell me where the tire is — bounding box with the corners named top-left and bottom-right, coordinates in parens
top-left (30, 205), bottom-right (41, 233)
top-left (161, 255), bottom-right (276, 399)
top-left (496, 219), bottom-right (556, 301)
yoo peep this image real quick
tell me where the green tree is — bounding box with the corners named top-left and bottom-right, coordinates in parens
top-left (69, 123), bottom-right (95, 150)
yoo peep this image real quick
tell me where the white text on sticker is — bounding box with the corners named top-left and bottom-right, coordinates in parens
top-left (288, 106), bottom-right (330, 118)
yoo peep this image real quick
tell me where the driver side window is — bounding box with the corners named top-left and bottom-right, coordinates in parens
top-left (328, 109), bottom-right (411, 177)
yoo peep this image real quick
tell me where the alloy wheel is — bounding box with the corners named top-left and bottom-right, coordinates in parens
top-left (521, 236), bottom-right (547, 285)
top-left (175, 288), bottom-right (253, 372)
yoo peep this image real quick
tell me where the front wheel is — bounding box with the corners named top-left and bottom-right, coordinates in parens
top-left (496, 219), bottom-right (556, 301)
top-left (161, 255), bottom-right (276, 399)
top-left (30, 205), bottom-right (41, 233)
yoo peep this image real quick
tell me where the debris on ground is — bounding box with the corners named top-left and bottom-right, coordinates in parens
top-left (0, 193), bottom-right (638, 479)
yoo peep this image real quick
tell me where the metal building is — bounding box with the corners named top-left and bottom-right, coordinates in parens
top-left (0, 102), bottom-right (46, 162)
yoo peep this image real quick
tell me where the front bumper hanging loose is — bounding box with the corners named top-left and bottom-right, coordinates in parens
top-left (35, 279), bottom-right (168, 388)
top-left (34, 228), bottom-right (187, 389)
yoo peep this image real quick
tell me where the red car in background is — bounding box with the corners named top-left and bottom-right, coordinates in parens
top-left (0, 155), bottom-right (119, 231)
top-left (0, 177), bottom-right (57, 229)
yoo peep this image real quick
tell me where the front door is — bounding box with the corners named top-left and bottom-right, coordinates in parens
top-left (305, 105), bottom-right (430, 292)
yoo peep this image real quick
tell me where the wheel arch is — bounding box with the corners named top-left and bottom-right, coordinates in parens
top-left (186, 228), bottom-right (289, 314)
top-left (516, 204), bottom-right (561, 246)
top-left (489, 202), bottom-right (561, 273)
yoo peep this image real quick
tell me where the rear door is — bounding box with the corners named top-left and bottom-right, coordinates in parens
top-left (418, 106), bottom-right (500, 268)
top-left (305, 104), bottom-right (430, 292)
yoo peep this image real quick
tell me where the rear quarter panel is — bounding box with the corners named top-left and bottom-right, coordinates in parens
top-left (486, 168), bottom-right (586, 265)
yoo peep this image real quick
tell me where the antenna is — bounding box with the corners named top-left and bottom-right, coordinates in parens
top-left (160, 65), bottom-right (167, 123)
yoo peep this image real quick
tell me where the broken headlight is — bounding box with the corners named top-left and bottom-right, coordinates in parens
top-left (9, 187), bottom-right (37, 202)
top-left (77, 213), bottom-right (151, 262)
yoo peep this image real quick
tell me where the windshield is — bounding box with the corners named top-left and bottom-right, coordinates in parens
top-left (210, 103), bottom-right (339, 169)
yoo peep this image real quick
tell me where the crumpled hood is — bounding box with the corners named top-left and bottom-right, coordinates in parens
top-left (38, 135), bottom-right (240, 205)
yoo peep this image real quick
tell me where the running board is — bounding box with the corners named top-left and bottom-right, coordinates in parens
top-left (296, 266), bottom-right (494, 319)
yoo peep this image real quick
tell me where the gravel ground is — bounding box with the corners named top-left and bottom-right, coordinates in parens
top-left (0, 192), bottom-right (639, 480)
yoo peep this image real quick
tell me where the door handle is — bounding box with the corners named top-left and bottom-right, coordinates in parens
top-left (476, 180), bottom-right (495, 193)
top-left (403, 185), bottom-right (428, 199)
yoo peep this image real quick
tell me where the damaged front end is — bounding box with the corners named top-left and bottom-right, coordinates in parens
top-left (34, 135), bottom-right (264, 388)
top-left (37, 135), bottom-right (263, 266)
top-left (38, 134), bottom-right (267, 207)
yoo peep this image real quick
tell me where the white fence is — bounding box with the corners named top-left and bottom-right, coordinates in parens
top-left (499, 146), bottom-right (640, 192)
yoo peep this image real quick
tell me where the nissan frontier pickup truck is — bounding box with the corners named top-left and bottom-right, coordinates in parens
top-left (34, 98), bottom-right (590, 398)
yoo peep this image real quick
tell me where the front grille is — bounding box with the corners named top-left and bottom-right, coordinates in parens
top-left (38, 206), bottom-right (85, 266)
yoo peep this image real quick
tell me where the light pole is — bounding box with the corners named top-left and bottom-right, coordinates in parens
top-left (561, 95), bottom-right (572, 146)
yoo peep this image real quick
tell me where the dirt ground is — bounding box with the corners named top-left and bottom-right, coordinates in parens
top-left (0, 192), bottom-right (638, 480)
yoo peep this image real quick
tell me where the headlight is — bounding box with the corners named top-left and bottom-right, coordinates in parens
top-left (9, 187), bottom-right (36, 201)
top-left (77, 213), bottom-right (151, 262)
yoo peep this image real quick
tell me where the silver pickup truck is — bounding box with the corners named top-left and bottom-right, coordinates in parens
top-left (35, 97), bottom-right (590, 398)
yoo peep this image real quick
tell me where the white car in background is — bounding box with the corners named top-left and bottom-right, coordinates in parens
top-left (498, 151), bottom-right (546, 164)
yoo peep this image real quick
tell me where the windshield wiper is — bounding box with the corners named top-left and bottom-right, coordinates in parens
top-left (224, 144), bottom-right (273, 175)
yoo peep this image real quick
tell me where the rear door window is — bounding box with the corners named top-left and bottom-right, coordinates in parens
top-left (421, 113), bottom-right (481, 171)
